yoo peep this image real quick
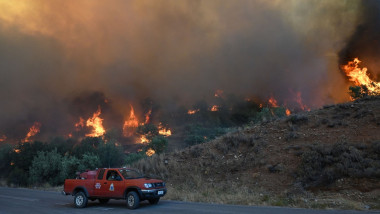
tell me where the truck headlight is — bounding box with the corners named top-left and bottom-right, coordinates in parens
top-left (144, 183), bottom-right (152, 188)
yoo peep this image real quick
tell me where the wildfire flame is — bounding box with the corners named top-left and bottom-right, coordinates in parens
top-left (286, 108), bottom-right (291, 116)
top-left (187, 109), bottom-right (199, 115)
top-left (140, 135), bottom-right (149, 144)
top-left (22, 122), bottom-right (41, 143)
top-left (146, 148), bottom-right (155, 156)
top-left (75, 117), bottom-right (85, 131)
top-left (0, 135), bottom-right (6, 142)
top-left (295, 92), bottom-right (310, 111)
top-left (85, 106), bottom-right (105, 137)
top-left (211, 105), bottom-right (219, 112)
top-left (214, 89), bottom-right (224, 98)
top-left (14, 149), bottom-right (20, 153)
top-left (342, 58), bottom-right (380, 94)
top-left (123, 104), bottom-right (139, 137)
top-left (158, 123), bottom-right (172, 136)
top-left (144, 109), bottom-right (152, 124)
top-left (268, 96), bottom-right (279, 107)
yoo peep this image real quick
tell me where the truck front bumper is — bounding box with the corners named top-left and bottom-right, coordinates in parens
top-left (140, 188), bottom-right (167, 199)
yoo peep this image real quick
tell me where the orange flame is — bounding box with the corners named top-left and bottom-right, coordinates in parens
top-left (158, 123), bottom-right (172, 136)
top-left (140, 135), bottom-right (149, 144)
top-left (214, 89), bottom-right (224, 98)
top-left (146, 148), bottom-right (155, 156)
top-left (14, 149), bottom-right (20, 153)
top-left (0, 135), bottom-right (6, 142)
top-left (187, 109), bottom-right (199, 115)
top-left (268, 96), bottom-right (279, 107)
top-left (342, 58), bottom-right (380, 94)
top-left (211, 105), bottom-right (219, 111)
top-left (286, 108), bottom-right (291, 116)
top-left (123, 104), bottom-right (139, 137)
top-left (85, 106), bottom-right (105, 137)
top-left (144, 109), bottom-right (152, 124)
top-left (23, 122), bottom-right (41, 143)
top-left (75, 117), bottom-right (85, 131)
top-left (295, 92), bottom-right (310, 111)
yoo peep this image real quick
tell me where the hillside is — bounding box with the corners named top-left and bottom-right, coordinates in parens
top-left (133, 96), bottom-right (380, 210)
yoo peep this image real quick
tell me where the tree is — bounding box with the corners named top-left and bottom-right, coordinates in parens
top-left (61, 156), bottom-right (80, 179)
top-left (0, 144), bottom-right (13, 178)
top-left (125, 152), bottom-right (146, 165)
top-left (7, 167), bottom-right (28, 186)
top-left (136, 124), bottom-right (159, 141)
top-left (97, 141), bottom-right (124, 168)
top-left (12, 141), bottom-right (48, 172)
top-left (71, 137), bottom-right (102, 158)
top-left (78, 153), bottom-right (101, 172)
top-left (28, 149), bottom-right (64, 186)
top-left (48, 137), bottom-right (76, 155)
top-left (148, 136), bottom-right (168, 154)
top-left (349, 85), bottom-right (367, 99)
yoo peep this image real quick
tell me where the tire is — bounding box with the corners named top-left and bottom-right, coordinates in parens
top-left (126, 191), bottom-right (140, 209)
top-left (74, 192), bottom-right (88, 208)
top-left (148, 198), bottom-right (160, 205)
top-left (98, 199), bottom-right (110, 204)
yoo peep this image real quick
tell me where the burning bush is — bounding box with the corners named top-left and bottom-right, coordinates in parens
top-left (147, 136), bottom-right (168, 155)
top-left (349, 85), bottom-right (380, 100)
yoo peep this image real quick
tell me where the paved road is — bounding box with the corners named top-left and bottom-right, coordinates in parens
top-left (0, 187), bottom-right (378, 214)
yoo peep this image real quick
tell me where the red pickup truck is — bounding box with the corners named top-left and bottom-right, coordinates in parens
top-left (62, 168), bottom-right (167, 209)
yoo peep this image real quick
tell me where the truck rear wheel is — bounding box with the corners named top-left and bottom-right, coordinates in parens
top-left (74, 192), bottom-right (88, 208)
top-left (126, 191), bottom-right (140, 209)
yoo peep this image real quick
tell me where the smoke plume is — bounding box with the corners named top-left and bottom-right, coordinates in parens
top-left (0, 0), bottom-right (374, 141)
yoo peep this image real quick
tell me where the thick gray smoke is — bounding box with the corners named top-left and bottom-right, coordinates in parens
top-left (339, 0), bottom-right (380, 79)
top-left (0, 0), bottom-right (372, 141)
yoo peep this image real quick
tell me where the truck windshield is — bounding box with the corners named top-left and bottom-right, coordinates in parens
top-left (119, 169), bottom-right (143, 179)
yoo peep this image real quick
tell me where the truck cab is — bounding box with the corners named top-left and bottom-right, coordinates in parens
top-left (63, 168), bottom-right (166, 209)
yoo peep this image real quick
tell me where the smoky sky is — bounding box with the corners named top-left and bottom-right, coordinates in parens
top-left (339, 0), bottom-right (380, 79)
top-left (0, 0), bottom-right (374, 140)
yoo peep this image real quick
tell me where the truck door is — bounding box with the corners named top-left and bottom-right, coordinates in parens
top-left (93, 169), bottom-right (108, 197)
top-left (104, 169), bottom-right (125, 198)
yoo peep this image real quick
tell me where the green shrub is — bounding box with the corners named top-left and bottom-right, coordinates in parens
top-left (125, 152), bottom-right (146, 165)
top-left (297, 142), bottom-right (380, 188)
top-left (28, 149), bottom-right (64, 186)
top-left (0, 144), bottom-right (13, 178)
top-left (97, 140), bottom-right (124, 168)
top-left (7, 167), bottom-right (28, 186)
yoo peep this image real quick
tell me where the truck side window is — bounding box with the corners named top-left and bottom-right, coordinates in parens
top-left (106, 170), bottom-right (122, 181)
top-left (97, 169), bottom-right (105, 180)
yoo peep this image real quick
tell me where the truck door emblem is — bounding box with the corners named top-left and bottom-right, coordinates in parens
top-left (95, 183), bottom-right (101, 189)
top-left (109, 183), bottom-right (114, 191)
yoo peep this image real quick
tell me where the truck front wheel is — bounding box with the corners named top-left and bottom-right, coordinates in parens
top-left (74, 192), bottom-right (88, 208)
top-left (126, 191), bottom-right (140, 209)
